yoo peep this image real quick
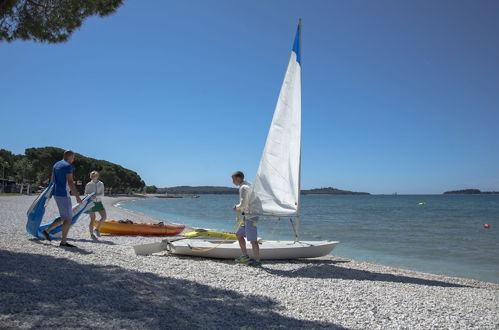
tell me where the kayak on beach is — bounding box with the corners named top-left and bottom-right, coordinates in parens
top-left (181, 229), bottom-right (237, 240)
top-left (94, 219), bottom-right (185, 236)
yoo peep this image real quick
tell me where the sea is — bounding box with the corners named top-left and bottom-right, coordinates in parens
top-left (119, 194), bottom-right (499, 284)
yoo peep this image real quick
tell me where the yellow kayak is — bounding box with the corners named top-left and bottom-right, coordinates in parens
top-left (181, 229), bottom-right (237, 240)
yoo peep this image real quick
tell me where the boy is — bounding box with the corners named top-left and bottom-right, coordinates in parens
top-left (85, 171), bottom-right (106, 240)
top-left (232, 171), bottom-right (261, 267)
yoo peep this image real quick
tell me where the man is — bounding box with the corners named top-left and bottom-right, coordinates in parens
top-left (232, 171), bottom-right (261, 267)
top-left (41, 150), bottom-right (82, 247)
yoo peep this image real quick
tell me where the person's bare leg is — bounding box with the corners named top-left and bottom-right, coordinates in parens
top-left (237, 235), bottom-right (248, 256)
top-left (250, 241), bottom-right (260, 261)
top-left (97, 209), bottom-right (106, 230)
top-left (41, 217), bottom-right (63, 240)
top-left (45, 218), bottom-right (63, 232)
top-left (89, 212), bottom-right (96, 235)
top-left (61, 218), bottom-right (72, 244)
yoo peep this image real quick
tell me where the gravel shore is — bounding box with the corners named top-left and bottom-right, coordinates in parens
top-left (1, 195), bottom-right (498, 329)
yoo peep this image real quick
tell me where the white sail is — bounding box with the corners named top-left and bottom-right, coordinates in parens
top-left (249, 22), bottom-right (302, 217)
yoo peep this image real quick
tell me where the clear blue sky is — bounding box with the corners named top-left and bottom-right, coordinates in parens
top-left (1, 0), bottom-right (498, 194)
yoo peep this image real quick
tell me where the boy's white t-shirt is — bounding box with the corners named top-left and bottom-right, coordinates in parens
top-left (85, 180), bottom-right (105, 202)
top-left (235, 181), bottom-right (251, 214)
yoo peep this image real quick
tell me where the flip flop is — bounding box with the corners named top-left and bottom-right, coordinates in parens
top-left (60, 242), bottom-right (77, 248)
top-left (41, 230), bottom-right (51, 241)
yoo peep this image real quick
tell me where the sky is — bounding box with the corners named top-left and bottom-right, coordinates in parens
top-left (1, 0), bottom-right (498, 194)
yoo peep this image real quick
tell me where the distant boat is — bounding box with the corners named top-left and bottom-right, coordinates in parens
top-left (164, 20), bottom-right (339, 259)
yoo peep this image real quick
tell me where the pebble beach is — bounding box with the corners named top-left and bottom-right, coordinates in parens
top-left (1, 195), bottom-right (498, 329)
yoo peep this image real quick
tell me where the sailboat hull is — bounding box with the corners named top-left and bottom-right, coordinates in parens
top-left (168, 239), bottom-right (339, 260)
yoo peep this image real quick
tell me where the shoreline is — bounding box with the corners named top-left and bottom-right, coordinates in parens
top-left (1, 195), bottom-right (497, 329)
top-left (111, 196), bottom-right (195, 230)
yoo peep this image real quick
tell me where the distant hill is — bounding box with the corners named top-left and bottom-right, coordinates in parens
top-left (156, 186), bottom-right (369, 195)
top-left (443, 189), bottom-right (499, 195)
top-left (302, 187), bottom-right (370, 195)
top-left (157, 186), bottom-right (238, 194)
top-left (1, 147), bottom-right (144, 194)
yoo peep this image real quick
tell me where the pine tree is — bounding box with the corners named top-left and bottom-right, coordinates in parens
top-left (0, 0), bottom-right (123, 43)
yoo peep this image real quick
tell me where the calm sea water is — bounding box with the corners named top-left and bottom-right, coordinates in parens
top-left (120, 194), bottom-right (499, 283)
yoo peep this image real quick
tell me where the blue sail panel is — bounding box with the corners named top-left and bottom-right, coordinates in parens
top-left (292, 21), bottom-right (301, 65)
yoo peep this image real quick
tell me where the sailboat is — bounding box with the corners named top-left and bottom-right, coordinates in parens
top-left (134, 20), bottom-right (339, 259)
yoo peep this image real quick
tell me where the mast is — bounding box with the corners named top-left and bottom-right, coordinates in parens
top-left (295, 18), bottom-right (302, 242)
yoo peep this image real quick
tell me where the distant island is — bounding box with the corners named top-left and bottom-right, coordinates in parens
top-left (443, 189), bottom-right (499, 195)
top-left (302, 187), bottom-right (370, 195)
top-left (156, 186), bottom-right (238, 195)
top-left (154, 186), bottom-right (369, 195)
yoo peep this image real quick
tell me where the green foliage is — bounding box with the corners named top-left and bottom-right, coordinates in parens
top-left (0, 149), bottom-right (18, 178)
top-left (0, 193), bottom-right (21, 196)
top-left (2, 147), bottom-right (145, 193)
top-left (0, 155), bottom-right (8, 180)
top-left (25, 146), bottom-right (63, 182)
top-left (0, 0), bottom-right (123, 43)
top-left (13, 157), bottom-right (35, 183)
top-left (145, 185), bottom-right (158, 194)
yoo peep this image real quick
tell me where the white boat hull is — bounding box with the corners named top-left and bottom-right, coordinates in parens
top-left (168, 239), bottom-right (339, 260)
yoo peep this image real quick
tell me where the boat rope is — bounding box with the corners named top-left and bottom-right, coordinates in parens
top-left (188, 219), bottom-right (240, 253)
top-left (289, 218), bottom-right (299, 242)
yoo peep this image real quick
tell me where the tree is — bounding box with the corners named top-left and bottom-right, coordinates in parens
top-left (99, 167), bottom-right (119, 194)
top-left (25, 146), bottom-right (63, 182)
top-left (0, 0), bottom-right (123, 43)
top-left (0, 149), bottom-right (16, 178)
top-left (145, 185), bottom-right (157, 194)
top-left (13, 157), bottom-right (35, 183)
top-left (2, 147), bottom-right (145, 193)
top-left (0, 156), bottom-right (9, 179)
